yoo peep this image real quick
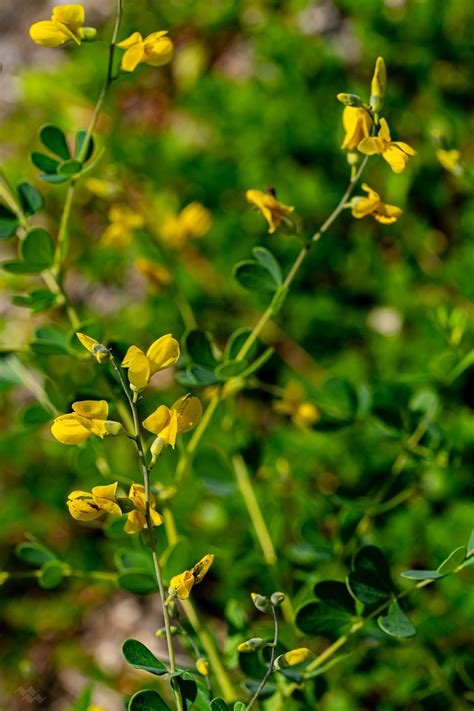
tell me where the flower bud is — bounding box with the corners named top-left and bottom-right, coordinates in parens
top-left (237, 637), bottom-right (266, 653)
top-left (337, 93), bottom-right (364, 107)
top-left (196, 658), bottom-right (210, 675)
top-left (155, 625), bottom-right (178, 638)
top-left (370, 57), bottom-right (386, 113)
top-left (346, 150), bottom-right (360, 167)
top-left (104, 421), bottom-right (123, 436)
top-left (274, 647), bottom-right (314, 669)
top-left (150, 437), bottom-right (165, 464)
top-left (251, 592), bottom-right (272, 613)
top-left (92, 344), bottom-right (111, 363)
top-left (81, 27), bottom-right (98, 41)
top-left (270, 591), bottom-right (286, 607)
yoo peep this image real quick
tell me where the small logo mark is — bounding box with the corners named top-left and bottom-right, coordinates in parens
top-left (15, 686), bottom-right (46, 704)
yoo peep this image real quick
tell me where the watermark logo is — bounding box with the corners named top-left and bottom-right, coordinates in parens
top-left (15, 686), bottom-right (46, 704)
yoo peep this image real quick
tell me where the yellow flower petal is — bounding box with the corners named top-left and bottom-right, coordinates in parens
top-left (76, 332), bottom-right (99, 353)
top-left (150, 508), bottom-right (164, 527)
top-left (146, 334), bottom-right (181, 373)
top-left (378, 118), bottom-right (391, 142)
top-left (124, 510), bottom-right (147, 534)
top-left (179, 202), bottom-right (212, 238)
top-left (169, 570), bottom-right (195, 599)
top-left (357, 136), bottom-right (383, 156)
top-left (67, 497), bottom-right (103, 521)
top-left (116, 31), bottom-right (143, 49)
top-left (128, 483), bottom-right (147, 511)
top-left (91, 482), bottom-right (122, 516)
top-left (122, 346), bottom-right (151, 388)
top-left (143, 32), bottom-right (174, 67)
top-left (246, 189), bottom-right (294, 234)
top-left (29, 20), bottom-right (71, 47)
top-left (382, 145), bottom-right (409, 174)
top-left (172, 395), bottom-right (202, 433)
top-left (282, 648), bottom-right (314, 667)
top-left (373, 204), bottom-right (403, 224)
top-left (341, 107), bottom-right (372, 151)
top-left (52, 4), bottom-right (85, 29)
top-left (72, 400), bottom-right (109, 421)
top-left (121, 42), bottom-right (146, 72)
top-left (391, 141), bottom-right (416, 156)
top-left (192, 554), bottom-right (214, 584)
top-left (51, 414), bottom-right (92, 444)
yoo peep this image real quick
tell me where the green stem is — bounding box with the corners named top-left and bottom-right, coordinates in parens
top-left (246, 606), bottom-right (279, 710)
top-left (109, 355), bottom-right (183, 711)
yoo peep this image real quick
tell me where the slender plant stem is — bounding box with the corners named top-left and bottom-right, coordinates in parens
top-left (109, 355), bottom-right (183, 711)
top-left (246, 606), bottom-right (279, 710)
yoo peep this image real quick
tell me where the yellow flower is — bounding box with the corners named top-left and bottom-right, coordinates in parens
top-left (436, 149), bottom-right (463, 176)
top-left (135, 258), bottom-right (172, 292)
top-left (117, 31), bottom-right (173, 73)
top-left (350, 183), bottom-right (403, 224)
top-left (279, 648), bottom-right (314, 668)
top-left (246, 189), bottom-right (295, 234)
top-left (124, 483), bottom-right (164, 534)
top-left (51, 401), bottom-right (122, 445)
top-left (102, 205), bottom-right (144, 249)
top-left (29, 4), bottom-right (88, 47)
top-left (142, 394), bottom-right (202, 451)
top-left (274, 382), bottom-right (320, 429)
top-left (340, 107), bottom-right (373, 151)
top-left (196, 659), bottom-right (210, 676)
top-left (160, 202), bottom-right (212, 248)
top-left (167, 554), bottom-right (214, 601)
top-left (370, 57), bottom-right (386, 113)
top-left (121, 334), bottom-right (180, 391)
top-left (76, 332), bottom-right (110, 363)
top-left (358, 118), bottom-right (416, 174)
top-left (67, 482), bottom-right (122, 521)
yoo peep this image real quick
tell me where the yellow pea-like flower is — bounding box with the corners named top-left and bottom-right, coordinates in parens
top-left (117, 31), bottom-right (173, 73)
top-left (196, 659), bottom-right (210, 676)
top-left (101, 205), bottom-right (144, 249)
top-left (67, 482), bottom-right (122, 521)
top-left (124, 483), bottom-right (164, 534)
top-left (29, 4), bottom-right (89, 48)
top-left (350, 183), bottom-right (403, 224)
top-left (167, 554), bottom-right (215, 601)
top-left (246, 189), bottom-right (294, 235)
top-left (370, 56), bottom-right (386, 112)
top-left (121, 334), bottom-right (181, 391)
top-left (340, 106), bottom-right (373, 152)
top-left (358, 118), bottom-right (416, 174)
top-left (160, 202), bottom-right (212, 248)
top-left (280, 647), bottom-right (314, 667)
top-left (51, 401), bottom-right (122, 445)
top-left (142, 394), bottom-right (202, 451)
top-left (76, 332), bottom-right (110, 363)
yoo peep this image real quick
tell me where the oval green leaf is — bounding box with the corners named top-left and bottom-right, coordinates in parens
top-left (122, 639), bottom-right (168, 676)
top-left (378, 600), bottom-right (416, 638)
top-left (39, 124), bottom-right (70, 160)
top-left (128, 690), bottom-right (170, 711)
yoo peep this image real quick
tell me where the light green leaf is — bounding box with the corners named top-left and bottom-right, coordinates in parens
top-left (378, 600), bottom-right (416, 638)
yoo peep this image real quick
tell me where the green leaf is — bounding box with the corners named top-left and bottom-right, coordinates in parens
top-left (252, 245), bottom-right (282, 285)
top-left (22, 404), bottom-right (52, 425)
top-left (437, 546), bottom-right (467, 575)
top-left (13, 289), bottom-right (56, 314)
top-left (20, 227), bottom-right (54, 268)
top-left (39, 124), bottom-right (70, 160)
top-left (58, 160), bottom-right (83, 176)
top-left (233, 260), bottom-right (277, 293)
top-left (114, 549), bottom-right (153, 573)
top-left (468, 530), bottom-right (474, 555)
top-left (317, 378), bottom-right (358, 422)
top-left (215, 359), bottom-right (249, 379)
top-left (347, 545), bottom-right (394, 606)
top-left (400, 570), bottom-right (443, 580)
top-left (128, 690), bottom-right (170, 711)
top-left (122, 639), bottom-right (168, 676)
top-left (295, 600), bottom-right (354, 637)
top-left (211, 700), bottom-right (229, 711)
top-left (183, 329), bottom-right (219, 369)
top-left (378, 600), bottom-right (416, 638)
top-left (243, 679), bottom-right (277, 700)
top-left (15, 540), bottom-right (57, 566)
top-left (118, 571), bottom-right (158, 594)
top-left (17, 182), bottom-right (44, 216)
top-left (314, 580), bottom-right (356, 613)
top-left (225, 328), bottom-right (259, 361)
top-left (233, 703), bottom-right (246, 711)
top-left (176, 676), bottom-right (198, 709)
top-left (30, 326), bottom-right (70, 356)
top-left (74, 130), bottom-right (94, 161)
top-left (0, 204), bottom-right (19, 238)
top-left (177, 366), bottom-right (221, 387)
top-left (31, 151), bottom-right (60, 174)
top-left (38, 560), bottom-right (64, 589)
top-left (39, 173), bottom-right (69, 184)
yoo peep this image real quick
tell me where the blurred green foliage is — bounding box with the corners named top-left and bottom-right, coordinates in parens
top-left (1, 0), bottom-right (473, 709)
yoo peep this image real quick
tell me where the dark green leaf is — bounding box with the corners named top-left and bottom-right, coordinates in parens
top-left (225, 328), bottom-right (259, 361)
top-left (252, 245), bottom-right (282, 285)
top-left (295, 600), bottom-right (354, 637)
top-left (128, 690), bottom-right (170, 711)
top-left (75, 130), bottom-right (94, 161)
top-left (15, 540), bottom-right (57, 566)
top-left (437, 546), bottom-right (466, 575)
top-left (378, 600), bottom-right (416, 638)
top-left (17, 182), bottom-right (44, 216)
top-left (211, 700), bottom-right (229, 711)
top-left (20, 227), bottom-right (54, 268)
top-left (22, 404), bottom-right (52, 425)
top-left (38, 560), bottom-right (64, 589)
top-left (316, 378), bottom-right (358, 422)
top-left (176, 676), bottom-right (198, 709)
top-left (314, 580), bottom-right (355, 613)
top-left (39, 124), bottom-right (70, 160)
top-left (31, 151), bottom-right (60, 174)
top-left (243, 679), bottom-right (277, 700)
top-left (58, 160), bottom-right (83, 176)
top-left (215, 359), bottom-right (249, 379)
top-left (347, 545), bottom-right (394, 606)
top-left (30, 326), bottom-right (70, 356)
top-left (233, 260), bottom-right (277, 293)
top-left (13, 289), bottom-right (56, 314)
top-left (177, 366), bottom-right (221, 387)
top-left (118, 571), bottom-right (158, 594)
top-left (122, 639), bottom-right (168, 676)
top-left (183, 329), bottom-right (219, 368)
top-left (39, 173), bottom-right (69, 184)
top-left (0, 204), bottom-right (19, 238)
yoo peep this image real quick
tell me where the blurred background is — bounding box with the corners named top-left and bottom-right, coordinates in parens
top-left (1, 0), bottom-right (473, 709)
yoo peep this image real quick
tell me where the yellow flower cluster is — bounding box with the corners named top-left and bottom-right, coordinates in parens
top-left (160, 202), bottom-right (212, 249)
top-left (349, 183), bottom-right (403, 224)
top-left (117, 31), bottom-right (173, 73)
top-left (167, 554), bottom-right (215, 601)
top-left (121, 334), bottom-right (180, 392)
top-left (102, 205), bottom-right (144, 249)
top-left (51, 400), bottom-right (122, 445)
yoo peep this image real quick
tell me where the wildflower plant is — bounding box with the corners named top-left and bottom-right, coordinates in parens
top-left (0, 2), bottom-right (472, 711)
